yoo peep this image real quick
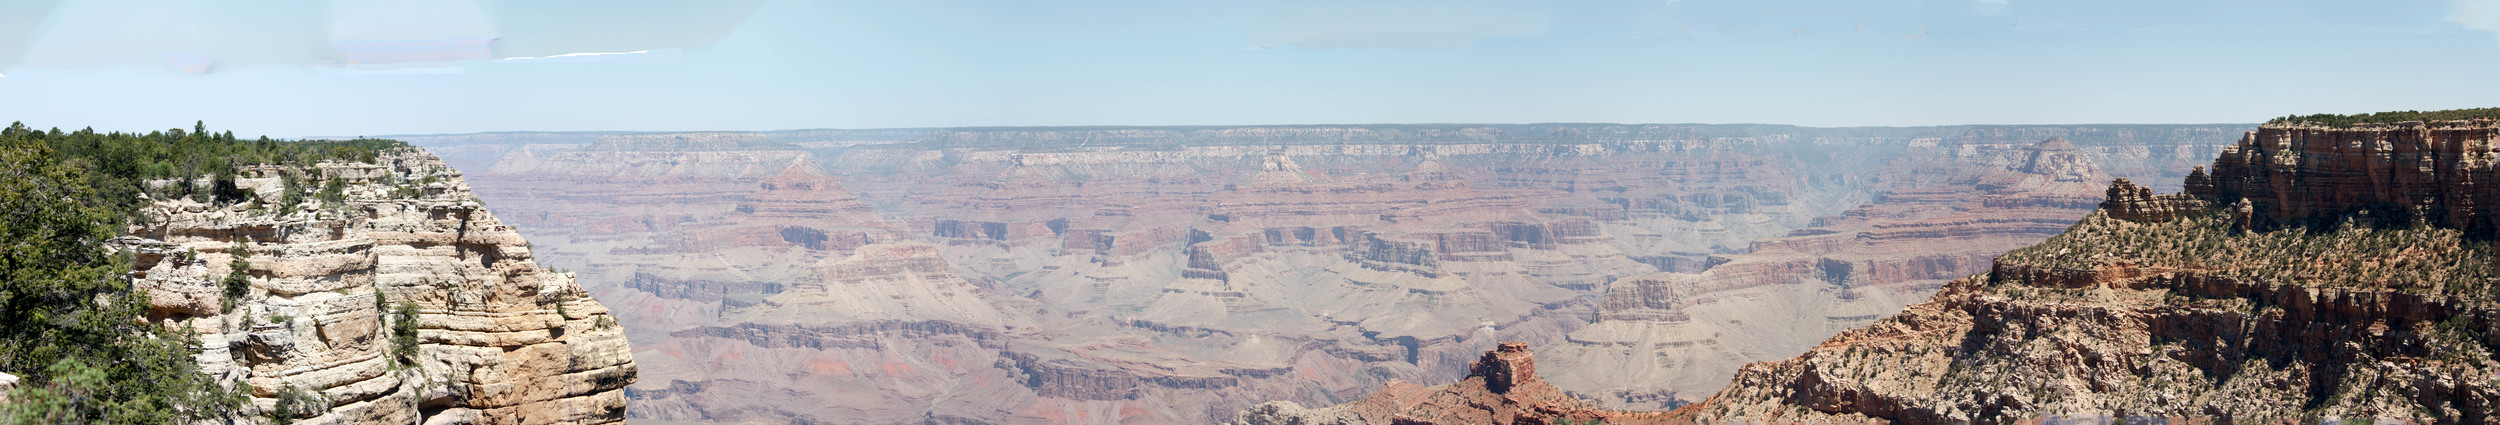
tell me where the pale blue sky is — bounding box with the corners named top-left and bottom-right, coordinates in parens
top-left (2, 0), bottom-right (2498, 137)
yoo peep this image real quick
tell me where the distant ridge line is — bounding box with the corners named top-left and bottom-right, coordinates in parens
top-left (361, 122), bottom-right (2255, 149)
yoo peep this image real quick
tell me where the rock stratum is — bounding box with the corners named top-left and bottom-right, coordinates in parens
top-left (1533, 137), bottom-right (2115, 410)
top-left (1684, 119), bottom-right (2500, 422)
top-left (415, 123), bottom-right (2243, 424)
top-left (119, 148), bottom-right (635, 424)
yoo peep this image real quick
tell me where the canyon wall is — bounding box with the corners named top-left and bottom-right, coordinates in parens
top-left (424, 123), bottom-right (2242, 424)
top-left (1687, 119), bottom-right (2500, 422)
top-left (2187, 121), bottom-right (2500, 230)
top-left (1534, 137), bottom-right (2113, 410)
top-left (120, 149), bottom-right (635, 424)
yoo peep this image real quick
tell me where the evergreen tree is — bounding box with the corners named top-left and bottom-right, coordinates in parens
top-left (0, 122), bottom-right (402, 423)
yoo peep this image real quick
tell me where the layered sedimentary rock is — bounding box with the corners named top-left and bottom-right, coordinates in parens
top-left (2187, 121), bottom-right (2500, 230)
top-left (425, 123), bottom-right (2242, 424)
top-left (1689, 119), bottom-right (2500, 423)
top-left (468, 135), bottom-right (902, 349)
top-left (1535, 137), bottom-right (2118, 409)
top-left (2100, 177), bottom-right (2215, 223)
top-left (119, 149), bottom-right (635, 424)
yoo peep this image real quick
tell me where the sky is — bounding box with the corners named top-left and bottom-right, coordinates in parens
top-left (1, 0), bottom-right (2499, 137)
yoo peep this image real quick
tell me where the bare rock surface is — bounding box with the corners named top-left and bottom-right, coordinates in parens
top-left (121, 148), bottom-right (636, 424)
top-left (2188, 121), bottom-right (2500, 229)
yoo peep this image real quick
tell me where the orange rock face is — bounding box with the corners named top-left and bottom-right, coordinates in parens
top-left (2100, 176), bottom-right (2215, 223)
top-left (2189, 120), bottom-right (2500, 229)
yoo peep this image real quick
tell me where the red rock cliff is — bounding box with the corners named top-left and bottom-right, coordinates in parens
top-left (2187, 120), bottom-right (2500, 229)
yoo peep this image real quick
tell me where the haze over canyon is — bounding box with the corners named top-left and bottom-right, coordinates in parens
top-left (391, 123), bottom-right (2246, 424)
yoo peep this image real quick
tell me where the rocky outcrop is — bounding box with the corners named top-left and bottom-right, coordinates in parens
top-left (122, 148), bottom-right (634, 424)
top-left (1687, 119), bottom-right (2500, 423)
top-left (2016, 137), bottom-right (2096, 182)
top-left (2099, 176), bottom-right (2214, 223)
top-left (1229, 343), bottom-right (1686, 425)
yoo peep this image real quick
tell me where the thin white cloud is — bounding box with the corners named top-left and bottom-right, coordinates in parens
top-left (2454, 0), bottom-right (2500, 44)
top-left (4, 0), bottom-right (755, 74)
top-left (1629, 0), bottom-right (1934, 40)
top-left (495, 50), bottom-right (648, 62)
top-left (313, 65), bottom-right (463, 76)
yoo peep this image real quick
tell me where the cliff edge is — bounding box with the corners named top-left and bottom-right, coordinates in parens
top-left (121, 147), bottom-right (636, 424)
top-left (1690, 118), bottom-right (2500, 423)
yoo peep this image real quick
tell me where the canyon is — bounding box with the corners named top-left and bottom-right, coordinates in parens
top-left (417, 123), bottom-right (2244, 424)
top-left (1532, 136), bottom-right (2116, 410)
top-left (119, 148), bottom-right (636, 424)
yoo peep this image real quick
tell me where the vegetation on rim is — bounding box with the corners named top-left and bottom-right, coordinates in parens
top-left (2001, 210), bottom-right (2498, 297)
top-left (2266, 107), bottom-right (2500, 128)
top-left (0, 121), bottom-right (403, 423)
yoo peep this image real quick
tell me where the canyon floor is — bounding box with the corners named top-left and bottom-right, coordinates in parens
top-left (406, 123), bottom-right (2242, 424)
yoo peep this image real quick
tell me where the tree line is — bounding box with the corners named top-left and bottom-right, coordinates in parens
top-left (2268, 107), bottom-right (2500, 128)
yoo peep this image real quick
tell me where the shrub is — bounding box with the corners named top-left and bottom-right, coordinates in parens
top-left (392, 302), bottom-right (420, 367)
top-left (316, 177), bottom-right (346, 208)
top-left (221, 242), bottom-right (251, 313)
top-left (269, 385), bottom-right (323, 425)
top-left (278, 171), bottom-right (305, 212)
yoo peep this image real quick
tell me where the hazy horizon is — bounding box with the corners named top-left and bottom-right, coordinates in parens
top-left (344, 121), bottom-right (2260, 141)
top-left (4, 0), bottom-right (2499, 137)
